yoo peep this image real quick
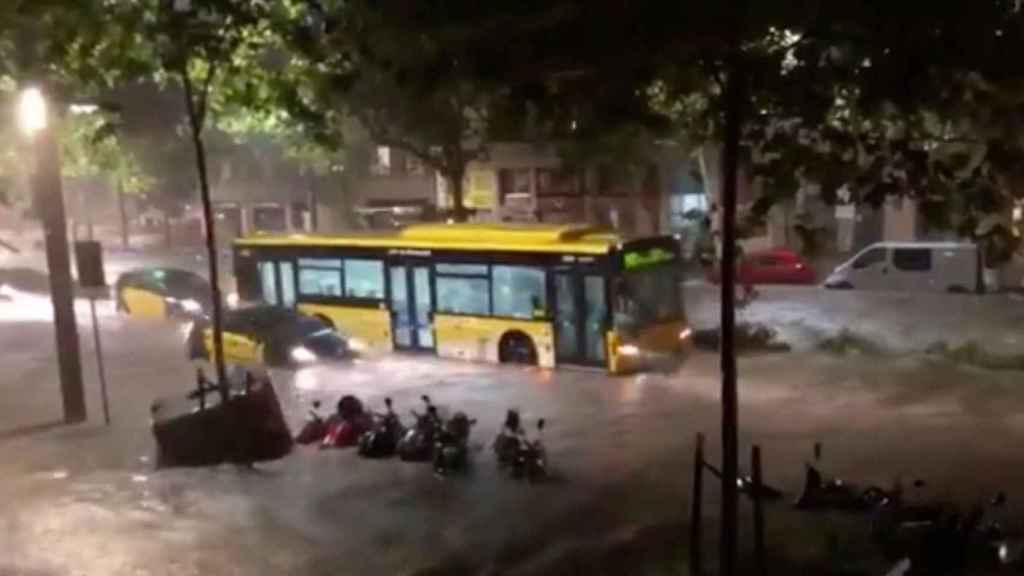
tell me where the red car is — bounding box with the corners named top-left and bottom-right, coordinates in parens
top-left (707, 248), bottom-right (816, 285)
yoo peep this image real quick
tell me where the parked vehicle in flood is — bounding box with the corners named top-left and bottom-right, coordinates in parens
top-left (824, 242), bottom-right (980, 293)
top-left (707, 248), bottom-right (816, 285)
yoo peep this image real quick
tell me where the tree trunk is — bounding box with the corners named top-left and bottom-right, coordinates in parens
top-left (182, 71), bottom-right (229, 400)
top-left (117, 178), bottom-right (129, 250)
top-left (449, 169), bottom-right (468, 222)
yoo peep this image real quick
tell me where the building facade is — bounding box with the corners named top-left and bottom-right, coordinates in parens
top-left (349, 141), bottom-right (706, 238)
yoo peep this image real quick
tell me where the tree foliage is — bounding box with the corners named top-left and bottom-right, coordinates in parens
top-left (276, 0), bottom-right (517, 220)
top-left (415, 1), bottom-right (1024, 231)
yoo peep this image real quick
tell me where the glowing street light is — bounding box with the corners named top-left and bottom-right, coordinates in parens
top-left (17, 86), bottom-right (48, 136)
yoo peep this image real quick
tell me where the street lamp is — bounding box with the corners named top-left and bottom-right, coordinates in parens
top-left (17, 86), bottom-right (47, 136)
top-left (16, 84), bottom-right (87, 424)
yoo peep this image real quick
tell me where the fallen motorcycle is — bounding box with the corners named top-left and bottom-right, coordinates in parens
top-left (793, 463), bottom-right (893, 511)
top-left (397, 395), bottom-right (442, 462)
top-left (433, 410), bottom-right (477, 477)
top-left (704, 461), bottom-right (783, 501)
top-left (358, 398), bottom-right (405, 458)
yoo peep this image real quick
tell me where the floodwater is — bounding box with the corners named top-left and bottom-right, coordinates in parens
top-left (3, 280), bottom-right (1024, 573)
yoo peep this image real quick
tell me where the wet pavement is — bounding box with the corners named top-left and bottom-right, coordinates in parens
top-left (3, 283), bottom-right (1024, 574)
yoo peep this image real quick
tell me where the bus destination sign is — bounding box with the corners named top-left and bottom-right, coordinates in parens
top-left (623, 247), bottom-right (675, 270)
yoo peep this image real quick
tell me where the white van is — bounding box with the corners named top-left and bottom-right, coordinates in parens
top-left (824, 242), bottom-right (980, 293)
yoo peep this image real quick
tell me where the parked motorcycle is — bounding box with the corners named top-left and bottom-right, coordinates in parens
top-left (321, 395), bottom-right (372, 449)
top-left (433, 411), bottom-right (477, 476)
top-left (493, 409), bottom-right (524, 467)
top-left (358, 398), bottom-right (405, 458)
top-left (295, 400), bottom-right (328, 445)
top-left (513, 418), bottom-right (548, 482)
top-left (397, 395), bottom-right (442, 462)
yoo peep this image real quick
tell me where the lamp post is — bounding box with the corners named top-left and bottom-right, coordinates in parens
top-left (19, 86), bottom-right (87, 424)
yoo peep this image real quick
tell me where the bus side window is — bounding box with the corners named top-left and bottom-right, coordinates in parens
top-left (235, 253), bottom-right (261, 302)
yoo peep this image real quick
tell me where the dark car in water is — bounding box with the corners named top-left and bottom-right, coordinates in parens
top-left (115, 267), bottom-right (212, 319)
top-left (186, 306), bottom-right (351, 367)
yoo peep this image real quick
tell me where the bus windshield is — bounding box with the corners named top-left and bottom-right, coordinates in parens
top-left (614, 264), bottom-right (681, 334)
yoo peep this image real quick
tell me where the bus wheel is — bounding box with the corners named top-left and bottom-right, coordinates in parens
top-left (499, 332), bottom-right (537, 366)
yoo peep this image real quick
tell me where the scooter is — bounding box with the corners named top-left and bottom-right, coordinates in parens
top-left (321, 394), bottom-right (372, 449)
top-left (493, 409), bottom-right (524, 467)
top-left (512, 418), bottom-right (548, 482)
top-left (433, 411), bottom-right (477, 477)
top-left (358, 398), bottom-right (405, 458)
top-left (397, 396), bottom-right (442, 462)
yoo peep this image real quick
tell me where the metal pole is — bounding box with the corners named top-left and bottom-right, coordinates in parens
top-left (35, 107), bottom-right (87, 424)
top-left (84, 185), bottom-right (94, 241)
top-left (89, 296), bottom-right (110, 425)
top-left (689, 432), bottom-right (705, 576)
top-left (752, 445), bottom-right (766, 576)
top-left (719, 7), bottom-right (745, 573)
top-left (117, 178), bottom-right (130, 250)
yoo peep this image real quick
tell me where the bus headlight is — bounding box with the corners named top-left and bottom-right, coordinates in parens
top-left (679, 328), bottom-right (694, 341)
top-left (290, 346), bottom-right (317, 364)
top-left (617, 344), bottom-right (641, 357)
top-left (226, 292), bottom-right (240, 308)
top-left (166, 297), bottom-right (201, 313)
top-left (347, 338), bottom-right (367, 353)
top-left (180, 298), bottom-right (202, 313)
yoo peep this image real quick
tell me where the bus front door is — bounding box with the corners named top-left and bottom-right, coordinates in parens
top-left (389, 264), bottom-right (435, 351)
top-left (554, 271), bottom-right (607, 366)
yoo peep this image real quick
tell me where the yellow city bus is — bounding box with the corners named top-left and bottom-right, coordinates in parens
top-left (232, 223), bottom-right (690, 373)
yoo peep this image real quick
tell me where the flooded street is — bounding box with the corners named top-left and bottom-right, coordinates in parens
top-left (3, 286), bottom-right (1024, 574)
